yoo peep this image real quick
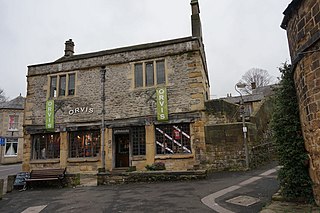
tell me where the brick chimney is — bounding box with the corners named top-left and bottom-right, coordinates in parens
top-left (191, 0), bottom-right (202, 39)
top-left (64, 39), bottom-right (74, 57)
top-left (251, 82), bottom-right (257, 90)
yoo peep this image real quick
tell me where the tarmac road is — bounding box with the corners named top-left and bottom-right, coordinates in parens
top-left (0, 164), bottom-right (22, 180)
top-left (0, 162), bottom-right (279, 213)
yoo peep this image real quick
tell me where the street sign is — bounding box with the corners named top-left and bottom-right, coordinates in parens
top-left (0, 137), bottom-right (5, 146)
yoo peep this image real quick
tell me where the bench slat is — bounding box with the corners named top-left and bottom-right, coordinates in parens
top-left (28, 168), bottom-right (66, 181)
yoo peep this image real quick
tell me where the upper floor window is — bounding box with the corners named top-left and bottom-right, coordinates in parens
top-left (134, 60), bottom-right (166, 88)
top-left (59, 75), bottom-right (66, 96)
top-left (49, 73), bottom-right (76, 98)
top-left (8, 115), bottom-right (19, 131)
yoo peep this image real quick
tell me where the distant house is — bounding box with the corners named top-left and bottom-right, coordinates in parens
top-left (0, 95), bottom-right (25, 164)
top-left (221, 84), bottom-right (277, 118)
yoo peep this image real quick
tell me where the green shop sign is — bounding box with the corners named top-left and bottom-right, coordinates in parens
top-left (45, 100), bottom-right (54, 129)
top-left (156, 87), bottom-right (168, 121)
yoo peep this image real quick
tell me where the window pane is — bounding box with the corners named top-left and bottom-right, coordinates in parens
top-left (69, 131), bottom-right (100, 158)
top-left (5, 138), bottom-right (18, 156)
top-left (156, 60), bottom-right (165, 85)
top-left (59, 75), bottom-right (66, 96)
top-left (50, 76), bottom-right (57, 97)
top-left (134, 64), bottom-right (143, 88)
top-left (8, 115), bottom-right (19, 130)
top-left (68, 74), bottom-right (75, 96)
top-left (145, 62), bottom-right (154, 86)
top-left (155, 123), bottom-right (191, 155)
top-left (32, 133), bottom-right (60, 159)
top-left (132, 126), bottom-right (146, 155)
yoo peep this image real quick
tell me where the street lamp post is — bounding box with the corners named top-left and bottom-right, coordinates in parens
top-left (100, 67), bottom-right (106, 172)
top-left (235, 83), bottom-right (249, 169)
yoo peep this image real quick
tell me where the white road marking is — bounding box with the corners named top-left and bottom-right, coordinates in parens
top-left (201, 166), bottom-right (279, 213)
top-left (21, 205), bottom-right (47, 213)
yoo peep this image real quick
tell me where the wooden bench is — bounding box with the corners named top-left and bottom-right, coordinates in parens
top-left (25, 168), bottom-right (66, 188)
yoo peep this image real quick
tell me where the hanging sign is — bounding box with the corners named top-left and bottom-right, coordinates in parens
top-left (156, 87), bottom-right (168, 121)
top-left (45, 100), bottom-right (54, 129)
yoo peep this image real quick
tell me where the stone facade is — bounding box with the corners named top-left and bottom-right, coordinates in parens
top-left (0, 96), bottom-right (25, 164)
top-left (281, 0), bottom-right (320, 205)
top-left (204, 96), bottom-right (275, 170)
top-left (23, 1), bottom-right (210, 174)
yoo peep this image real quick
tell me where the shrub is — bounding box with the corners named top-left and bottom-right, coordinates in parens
top-left (271, 63), bottom-right (313, 202)
top-left (145, 162), bottom-right (166, 171)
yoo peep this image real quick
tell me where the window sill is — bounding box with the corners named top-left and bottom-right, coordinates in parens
top-left (30, 159), bottom-right (60, 164)
top-left (155, 154), bottom-right (194, 160)
top-left (67, 157), bottom-right (99, 163)
top-left (132, 156), bottom-right (146, 161)
top-left (4, 155), bottom-right (18, 158)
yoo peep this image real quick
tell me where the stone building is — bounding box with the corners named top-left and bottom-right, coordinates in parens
top-left (23, 0), bottom-right (210, 174)
top-left (0, 95), bottom-right (25, 164)
top-left (222, 84), bottom-right (277, 118)
top-left (281, 0), bottom-right (320, 204)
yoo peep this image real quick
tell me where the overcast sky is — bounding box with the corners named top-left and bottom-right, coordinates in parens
top-left (0, 0), bottom-right (292, 100)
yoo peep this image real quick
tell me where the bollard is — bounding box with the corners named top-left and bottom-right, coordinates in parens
top-left (7, 175), bottom-right (16, 193)
top-left (0, 179), bottom-right (4, 200)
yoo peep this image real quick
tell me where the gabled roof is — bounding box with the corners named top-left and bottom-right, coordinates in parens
top-left (0, 95), bottom-right (25, 110)
top-left (221, 84), bottom-right (278, 104)
top-left (281, 0), bottom-right (303, 29)
top-left (28, 36), bottom-right (198, 67)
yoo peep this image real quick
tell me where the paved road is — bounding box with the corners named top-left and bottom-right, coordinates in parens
top-left (0, 164), bottom-right (22, 180)
top-left (0, 162), bottom-right (279, 213)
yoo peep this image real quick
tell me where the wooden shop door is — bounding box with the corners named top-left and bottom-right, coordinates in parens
top-left (115, 134), bottom-right (130, 167)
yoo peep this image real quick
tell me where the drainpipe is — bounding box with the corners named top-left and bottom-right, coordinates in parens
top-left (100, 66), bottom-right (106, 172)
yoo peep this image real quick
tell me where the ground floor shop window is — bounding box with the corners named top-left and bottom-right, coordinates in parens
top-left (32, 133), bottom-right (60, 159)
top-left (132, 126), bottom-right (146, 155)
top-left (155, 123), bottom-right (191, 154)
top-left (69, 130), bottom-right (100, 158)
top-left (5, 138), bottom-right (18, 156)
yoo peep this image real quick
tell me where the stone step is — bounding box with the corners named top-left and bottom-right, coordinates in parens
top-left (111, 167), bottom-right (129, 175)
top-left (79, 174), bottom-right (97, 187)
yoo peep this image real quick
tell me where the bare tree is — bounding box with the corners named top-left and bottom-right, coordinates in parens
top-left (0, 88), bottom-right (8, 103)
top-left (239, 68), bottom-right (274, 94)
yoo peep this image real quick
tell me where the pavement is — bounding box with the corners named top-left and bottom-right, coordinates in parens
top-left (0, 161), bottom-right (319, 212)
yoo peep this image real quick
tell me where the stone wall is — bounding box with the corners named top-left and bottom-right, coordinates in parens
top-left (25, 38), bottom-right (208, 128)
top-left (282, 0), bottom-right (320, 205)
top-left (204, 96), bottom-right (275, 171)
top-left (205, 99), bottom-right (239, 125)
top-left (205, 123), bottom-right (257, 171)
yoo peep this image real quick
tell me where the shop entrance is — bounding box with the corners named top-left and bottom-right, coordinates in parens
top-left (115, 134), bottom-right (130, 167)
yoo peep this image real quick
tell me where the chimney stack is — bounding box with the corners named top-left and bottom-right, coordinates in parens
top-left (251, 82), bottom-right (257, 90)
top-left (190, 0), bottom-right (202, 39)
top-left (64, 39), bottom-right (74, 57)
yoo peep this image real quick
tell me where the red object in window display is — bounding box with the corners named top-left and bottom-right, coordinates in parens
top-left (173, 129), bottom-right (181, 139)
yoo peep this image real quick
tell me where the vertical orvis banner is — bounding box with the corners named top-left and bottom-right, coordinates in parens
top-left (45, 100), bottom-right (54, 129)
top-left (156, 87), bottom-right (168, 121)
